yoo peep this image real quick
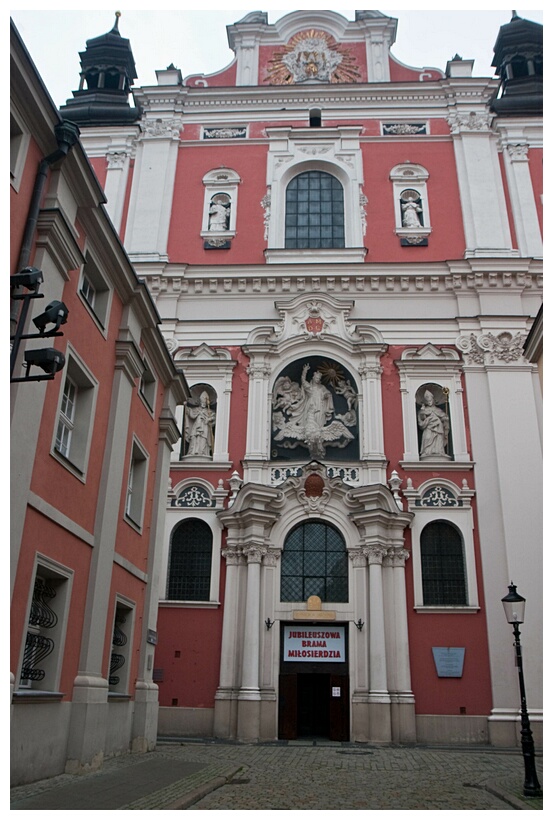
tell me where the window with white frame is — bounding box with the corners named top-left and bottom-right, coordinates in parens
top-left (404, 478), bottom-right (479, 612)
top-left (201, 167), bottom-right (241, 249)
top-left (285, 171), bottom-right (345, 249)
top-left (125, 438), bottom-right (149, 528)
top-left (52, 349), bottom-right (98, 477)
top-left (109, 600), bottom-right (134, 693)
top-left (10, 109), bottom-right (30, 192)
top-left (79, 251), bottom-right (112, 330)
top-left (167, 519), bottom-right (213, 601)
top-left (139, 356), bottom-right (157, 413)
top-left (19, 559), bottom-right (72, 692)
top-left (389, 163), bottom-right (431, 246)
top-left (420, 520), bottom-right (467, 606)
top-left (263, 126), bottom-right (367, 263)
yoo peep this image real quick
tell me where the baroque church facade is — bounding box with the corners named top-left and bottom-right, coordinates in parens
top-left (13, 8), bottom-right (541, 765)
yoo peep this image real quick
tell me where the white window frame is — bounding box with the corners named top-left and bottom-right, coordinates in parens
top-left (78, 250), bottom-right (113, 333)
top-left (10, 107), bottom-right (31, 192)
top-left (124, 437), bottom-right (149, 530)
top-left (404, 478), bottom-right (479, 613)
top-left (390, 163), bottom-right (432, 244)
top-left (161, 479), bottom-right (226, 607)
top-left (396, 344), bottom-right (472, 469)
top-left (264, 126), bottom-right (367, 264)
top-left (17, 556), bottom-right (73, 693)
top-left (51, 346), bottom-right (98, 480)
top-left (139, 355), bottom-right (157, 414)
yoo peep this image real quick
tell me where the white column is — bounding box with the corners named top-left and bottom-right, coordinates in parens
top-left (457, 333), bottom-right (542, 745)
top-left (213, 547), bottom-right (244, 739)
top-left (103, 148), bottom-right (132, 233)
top-left (501, 143), bottom-right (542, 258)
top-left (365, 544), bottom-right (391, 741)
top-left (237, 545), bottom-right (265, 740)
top-left (124, 120), bottom-right (180, 261)
top-left (243, 361), bottom-right (271, 482)
top-left (449, 111), bottom-right (515, 257)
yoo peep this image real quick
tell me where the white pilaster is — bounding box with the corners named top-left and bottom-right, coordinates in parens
top-left (501, 141), bottom-right (542, 258)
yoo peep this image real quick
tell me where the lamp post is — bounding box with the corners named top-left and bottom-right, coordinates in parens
top-left (501, 583), bottom-right (542, 798)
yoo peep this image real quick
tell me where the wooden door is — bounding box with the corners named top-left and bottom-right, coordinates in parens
top-left (329, 673), bottom-right (349, 741)
top-left (278, 673), bottom-right (297, 739)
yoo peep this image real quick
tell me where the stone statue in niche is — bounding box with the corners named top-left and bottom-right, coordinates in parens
top-left (272, 363), bottom-right (357, 460)
top-left (417, 388), bottom-right (451, 460)
top-left (208, 195), bottom-right (230, 231)
top-left (184, 391), bottom-right (216, 458)
top-left (400, 190), bottom-right (423, 228)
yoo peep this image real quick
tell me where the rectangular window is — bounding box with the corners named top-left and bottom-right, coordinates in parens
top-left (139, 357), bottom-right (157, 412)
top-left (52, 351), bottom-right (97, 477)
top-left (109, 600), bottom-right (134, 693)
top-left (125, 439), bottom-right (149, 528)
top-left (19, 561), bottom-right (72, 693)
top-left (55, 377), bottom-right (77, 457)
top-left (79, 252), bottom-right (111, 330)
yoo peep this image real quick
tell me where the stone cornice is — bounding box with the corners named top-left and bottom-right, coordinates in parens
top-left (141, 262), bottom-right (541, 300)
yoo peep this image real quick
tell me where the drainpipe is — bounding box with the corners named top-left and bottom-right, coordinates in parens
top-left (11, 120), bottom-right (80, 331)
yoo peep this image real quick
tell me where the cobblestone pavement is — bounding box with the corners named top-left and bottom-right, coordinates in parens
top-left (180, 741), bottom-right (542, 811)
top-left (10, 739), bottom-right (543, 811)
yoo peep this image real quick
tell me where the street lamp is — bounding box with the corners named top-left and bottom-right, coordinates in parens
top-left (501, 583), bottom-right (542, 798)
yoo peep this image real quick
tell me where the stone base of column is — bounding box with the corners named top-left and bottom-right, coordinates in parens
top-left (131, 680), bottom-right (159, 753)
top-left (65, 674), bottom-right (109, 774)
top-left (213, 688), bottom-right (238, 739)
top-left (488, 708), bottom-right (543, 748)
top-left (237, 690), bottom-right (261, 741)
top-left (368, 692), bottom-right (392, 743)
top-left (259, 690), bottom-right (277, 741)
top-left (351, 696), bottom-right (370, 742)
top-left (390, 693), bottom-right (416, 743)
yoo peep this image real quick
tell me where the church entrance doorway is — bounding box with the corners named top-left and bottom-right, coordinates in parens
top-left (278, 623), bottom-right (349, 741)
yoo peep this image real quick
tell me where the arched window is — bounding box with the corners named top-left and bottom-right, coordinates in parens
top-left (420, 521), bottom-right (467, 606)
top-left (167, 519), bottom-right (213, 601)
top-left (281, 521), bottom-right (348, 603)
top-left (285, 171), bottom-right (345, 249)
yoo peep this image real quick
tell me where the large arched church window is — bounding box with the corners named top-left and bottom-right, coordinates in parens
top-left (271, 357), bottom-right (359, 462)
top-left (420, 520), bottom-right (467, 606)
top-left (285, 171), bottom-right (345, 249)
top-left (281, 521), bottom-right (348, 603)
top-left (167, 519), bottom-right (213, 601)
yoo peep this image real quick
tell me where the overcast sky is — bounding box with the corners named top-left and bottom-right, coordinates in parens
top-left (10, 4), bottom-right (544, 109)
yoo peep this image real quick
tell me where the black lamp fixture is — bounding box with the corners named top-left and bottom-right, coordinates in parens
top-left (10, 267), bottom-right (68, 383)
top-left (501, 582), bottom-right (542, 798)
top-left (33, 300), bottom-right (69, 334)
top-left (265, 618), bottom-right (275, 630)
top-left (355, 619), bottom-right (364, 631)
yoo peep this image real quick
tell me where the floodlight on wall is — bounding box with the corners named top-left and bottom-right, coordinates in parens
top-left (33, 301), bottom-right (69, 334)
top-left (24, 347), bottom-right (66, 377)
top-left (10, 267), bottom-right (44, 292)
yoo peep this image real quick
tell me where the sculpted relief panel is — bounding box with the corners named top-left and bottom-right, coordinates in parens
top-left (271, 357), bottom-right (359, 462)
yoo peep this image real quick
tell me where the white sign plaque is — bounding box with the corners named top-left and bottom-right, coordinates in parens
top-left (283, 626), bottom-right (345, 662)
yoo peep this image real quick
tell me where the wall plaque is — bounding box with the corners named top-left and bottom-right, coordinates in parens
top-left (432, 647), bottom-right (465, 677)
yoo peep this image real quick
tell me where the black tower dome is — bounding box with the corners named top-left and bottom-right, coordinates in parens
top-left (491, 12), bottom-right (542, 116)
top-left (60, 12), bottom-right (141, 126)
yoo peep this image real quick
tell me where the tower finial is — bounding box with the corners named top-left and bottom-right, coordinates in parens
top-left (112, 11), bottom-right (121, 33)
top-left (511, 10), bottom-right (520, 20)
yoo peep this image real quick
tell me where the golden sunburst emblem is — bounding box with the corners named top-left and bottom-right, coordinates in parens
top-left (265, 29), bottom-right (361, 85)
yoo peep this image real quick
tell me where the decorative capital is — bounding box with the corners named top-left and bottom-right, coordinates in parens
top-left (506, 143), bottom-right (529, 162)
top-left (446, 111), bottom-right (491, 134)
top-left (363, 545), bottom-right (387, 565)
top-left (456, 331), bottom-right (526, 365)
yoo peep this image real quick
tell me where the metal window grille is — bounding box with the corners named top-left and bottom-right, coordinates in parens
top-left (167, 519), bottom-right (212, 601)
top-left (21, 577), bottom-right (58, 683)
top-left (285, 171), bottom-right (345, 249)
top-left (109, 612), bottom-right (128, 686)
top-left (421, 521), bottom-right (467, 605)
top-left (281, 522), bottom-right (348, 602)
